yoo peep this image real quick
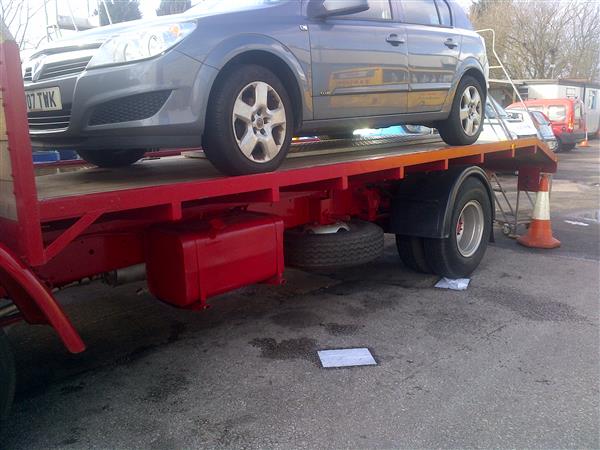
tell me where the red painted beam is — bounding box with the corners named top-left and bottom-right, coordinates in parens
top-left (0, 244), bottom-right (85, 353)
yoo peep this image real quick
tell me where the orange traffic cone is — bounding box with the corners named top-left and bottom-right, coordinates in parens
top-left (517, 174), bottom-right (560, 249)
top-left (579, 131), bottom-right (590, 148)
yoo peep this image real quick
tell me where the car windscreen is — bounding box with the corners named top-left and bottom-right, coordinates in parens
top-left (530, 111), bottom-right (549, 126)
top-left (485, 98), bottom-right (508, 119)
top-left (187, 0), bottom-right (285, 14)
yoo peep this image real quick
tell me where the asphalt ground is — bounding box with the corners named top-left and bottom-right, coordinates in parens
top-left (3, 142), bottom-right (599, 449)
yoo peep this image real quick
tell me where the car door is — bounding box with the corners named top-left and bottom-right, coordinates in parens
top-left (400, 0), bottom-right (461, 113)
top-left (306, 0), bottom-right (408, 120)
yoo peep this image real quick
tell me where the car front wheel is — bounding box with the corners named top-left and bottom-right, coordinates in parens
top-left (203, 64), bottom-right (293, 176)
top-left (437, 76), bottom-right (485, 146)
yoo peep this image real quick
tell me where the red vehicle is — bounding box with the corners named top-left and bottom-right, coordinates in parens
top-left (0, 23), bottom-right (559, 426)
top-left (507, 99), bottom-right (586, 151)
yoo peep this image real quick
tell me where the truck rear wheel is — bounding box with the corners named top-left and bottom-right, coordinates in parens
top-left (0, 330), bottom-right (15, 429)
top-left (424, 177), bottom-right (492, 278)
top-left (77, 149), bottom-right (146, 168)
top-left (285, 220), bottom-right (384, 271)
top-left (396, 235), bottom-right (431, 273)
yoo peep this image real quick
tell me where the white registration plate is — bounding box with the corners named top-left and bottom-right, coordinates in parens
top-left (25, 87), bottom-right (63, 112)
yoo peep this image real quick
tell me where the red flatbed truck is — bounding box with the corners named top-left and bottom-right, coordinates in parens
top-left (0, 26), bottom-right (558, 423)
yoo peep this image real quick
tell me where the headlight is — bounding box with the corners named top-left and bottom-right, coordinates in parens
top-left (88, 22), bottom-right (196, 68)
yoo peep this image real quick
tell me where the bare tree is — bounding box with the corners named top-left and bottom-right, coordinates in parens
top-left (99, 0), bottom-right (141, 26)
top-left (470, 0), bottom-right (600, 81)
top-left (156, 0), bottom-right (192, 16)
top-left (0, 0), bottom-right (46, 49)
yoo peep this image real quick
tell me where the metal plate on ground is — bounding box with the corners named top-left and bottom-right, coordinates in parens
top-left (318, 348), bottom-right (377, 368)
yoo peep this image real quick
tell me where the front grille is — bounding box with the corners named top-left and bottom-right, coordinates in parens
top-left (23, 68), bottom-right (33, 82)
top-left (89, 91), bottom-right (171, 126)
top-left (38, 56), bottom-right (92, 81)
top-left (28, 108), bottom-right (72, 131)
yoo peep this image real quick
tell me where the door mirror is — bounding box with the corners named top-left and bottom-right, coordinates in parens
top-left (307, 0), bottom-right (370, 19)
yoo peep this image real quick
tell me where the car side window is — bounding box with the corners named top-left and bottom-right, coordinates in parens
top-left (435, 0), bottom-right (452, 26)
top-left (588, 91), bottom-right (597, 110)
top-left (401, 0), bottom-right (441, 26)
top-left (337, 0), bottom-right (393, 21)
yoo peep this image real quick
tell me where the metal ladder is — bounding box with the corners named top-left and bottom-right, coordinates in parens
top-left (477, 29), bottom-right (546, 238)
top-left (489, 172), bottom-right (536, 238)
top-left (476, 28), bottom-right (541, 140)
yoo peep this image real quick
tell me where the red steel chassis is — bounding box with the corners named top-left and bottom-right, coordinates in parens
top-left (0, 26), bottom-right (557, 354)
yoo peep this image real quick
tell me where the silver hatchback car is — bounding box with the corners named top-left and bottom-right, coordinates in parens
top-left (24, 0), bottom-right (488, 175)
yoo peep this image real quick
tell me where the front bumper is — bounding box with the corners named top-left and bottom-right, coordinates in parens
top-left (26, 50), bottom-right (218, 151)
top-left (544, 138), bottom-right (558, 152)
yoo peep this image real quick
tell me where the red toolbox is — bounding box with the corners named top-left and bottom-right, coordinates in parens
top-left (145, 212), bottom-right (285, 308)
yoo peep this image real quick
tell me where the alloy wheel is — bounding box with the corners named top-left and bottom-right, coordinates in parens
top-left (232, 81), bottom-right (287, 163)
top-left (459, 86), bottom-right (483, 137)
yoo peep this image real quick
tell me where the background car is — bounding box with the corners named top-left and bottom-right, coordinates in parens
top-left (507, 98), bottom-right (586, 151)
top-left (507, 108), bottom-right (558, 152)
top-left (23, 0), bottom-right (489, 175)
top-left (479, 97), bottom-right (537, 140)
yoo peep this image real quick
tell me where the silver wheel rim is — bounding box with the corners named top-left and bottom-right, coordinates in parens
top-left (456, 200), bottom-right (485, 258)
top-left (304, 222), bottom-right (350, 235)
top-left (232, 81), bottom-right (287, 163)
top-left (460, 86), bottom-right (482, 137)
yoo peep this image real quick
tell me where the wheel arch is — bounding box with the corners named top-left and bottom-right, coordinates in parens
top-left (203, 36), bottom-right (311, 131)
top-left (442, 59), bottom-right (488, 113)
top-left (389, 166), bottom-right (495, 239)
top-left (461, 68), bottom-right (487, 101)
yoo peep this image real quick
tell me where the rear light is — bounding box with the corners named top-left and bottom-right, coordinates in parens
top-left (568, 116), bottom-right (575, 132)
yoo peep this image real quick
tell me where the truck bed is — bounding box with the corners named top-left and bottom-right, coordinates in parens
top-left (34, 136), bottom-right (556, 222)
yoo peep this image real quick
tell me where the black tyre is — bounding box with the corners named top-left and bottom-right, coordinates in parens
top-left (0, 330), bottom-right (16, 428)
top-left (77, 149), bottom-right (146, 168)
top-left (424, 177), bottom-right (492, 278)
top-left (285, 220), bottom-right (384, 271)
top-left (396, 235), bottom-right (431, 273)
top-left (437, 76), bottom-right (485, 146)
top-left (203, 64), bottom-right (294, 176)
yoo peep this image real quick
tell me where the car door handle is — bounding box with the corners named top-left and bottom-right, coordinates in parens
top-left (444, 38), bottom-right (459, 49)
top-left (386, 34), bottom-right (405, 46)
